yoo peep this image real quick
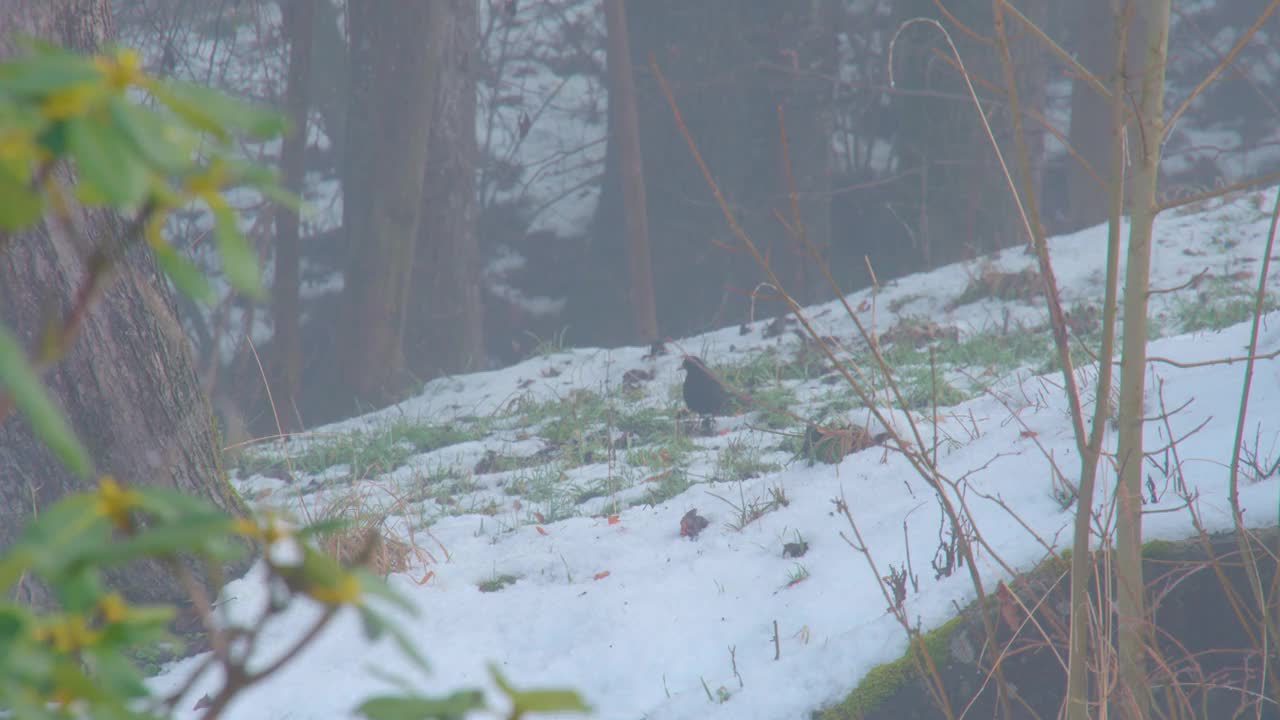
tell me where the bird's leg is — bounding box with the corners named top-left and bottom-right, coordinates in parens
top-left (699, 414), bottom-right (716, 435)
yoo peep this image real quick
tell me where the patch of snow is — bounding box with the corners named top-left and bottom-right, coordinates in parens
top-left (150, 190), bottom-right (1280, 719)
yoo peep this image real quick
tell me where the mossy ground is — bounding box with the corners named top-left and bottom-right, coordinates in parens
top-left (815, 616), bottom-right (962, 719)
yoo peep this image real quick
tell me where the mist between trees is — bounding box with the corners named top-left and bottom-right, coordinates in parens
top-left (94, 0), bottom-right (1280, 438)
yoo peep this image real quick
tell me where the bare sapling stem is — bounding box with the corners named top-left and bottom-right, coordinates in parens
top-left (652, 48), bottom-right (1016, 716)
top-left (1162, 0), bottom-right (1280, 140)
top-left (1114, 0), bottom-right (1173, 713)
top-left (1225, 186), bottom-right (1280, 707)
top-left (1066, 0), bottom-right (1135, 715)
top-left (991, 1), bottom-right (1088, 459)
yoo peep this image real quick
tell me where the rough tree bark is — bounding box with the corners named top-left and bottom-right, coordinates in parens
top-left (0, 0), bottom-right (250, 609)
top-left (339, 0), bottom-right (447, 406)
top-left (406, 0), bottom-right (484, 379)
top-left (271, 0), bottom-right (314, 433)
top-left (603, 0), bottom-right (658, 344)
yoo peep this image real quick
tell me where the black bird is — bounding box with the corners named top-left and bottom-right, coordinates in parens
top-left (680, 356), bottom-right (731, 417)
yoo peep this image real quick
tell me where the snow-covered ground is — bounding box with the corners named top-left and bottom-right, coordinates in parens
top-left (150, 190), bottom-right (1280, 719)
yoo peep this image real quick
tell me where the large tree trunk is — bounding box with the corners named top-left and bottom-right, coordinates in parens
top-left (271, 0), bottom-right (314, 433)
top-left (767, 0), bottom-right (836, 308)
top-left (0, 0), bottom-right (250, 610)
top-left (581, 0), bottom-right (837, 344)
top-left (1065, 0), bottom-right (1113, 232)
top-left (1066, 0), bottom-right (1144, 232)
top-left (338, 1), bottom-right (447, 406)
top-left (308, 0), bottom-right (349, 169)
top-left (1009, 0), bottom-right (1050, 236)
top-left (406, 0), bottom-right (484, 379)
top-left (603, 0), bottom-right (658, 344)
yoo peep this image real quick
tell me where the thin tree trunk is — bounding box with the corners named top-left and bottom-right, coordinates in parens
top-left (1066, 0), bottom-right (1112, 230)
top-left (272, 0), bottom-right (314, 432)
top-left (771, 0), bottom-right (836, 307)
top-left (1009, 0), bottom-right (1049, 231)
top-left (308, 0), bottom-right (348, 169)
top-left (1066, 4), bottom-right (1134, 717)
top-left (339, 0), bottom-right (446, 406)
top-left (408, 0), bottom-right (483, 379)
top-left (1067, 0), bottom-right (1144, 231)
top-left (0, 0), bottom-right (250, 610)
top-left (583, 1), bottom-right (837, 342)
top-left (603, 0), bottom-right (658, 343)
top-left (1115, 1), bottom-right (1171, 715)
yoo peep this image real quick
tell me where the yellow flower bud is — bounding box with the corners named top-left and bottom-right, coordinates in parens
top-left (95, 475), bottom-right (141, 531)
top-left (98, 592), bottom-right (128, 624)
top-left (308, 574), bottom-right (362, 606)
top-left (40, 83), bottom-right (99, 120)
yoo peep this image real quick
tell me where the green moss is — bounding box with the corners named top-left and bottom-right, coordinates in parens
top-left (816, 616), bottom-right (962, 719)
top-left (712, 439), bottom-right (780, 483)
top-left (1141, 538), bottom-right (1180, 559)
top-left (626, 435), bottom-right (695, 469)
top-left (817, 391), bottom-right (864, 418)
top-left (750, 384), bottom-right (800, 429)
top-left (390, 416), bottom-right (486, 454)
top-left (1171, 276), bottom-right (1279, 334)
top-left (614, 404), bottom-right (676, 445)
top-left (205, 399), bottom-right (247, 513)
top-left (124, 641), bottom-right (185, 677)
top-left (1031, 549), bottom-right (1070, 576)
top-left (572, 480), bottom-right (612, 505)
top-left (478, 573), bottom-right (520, 593)
top-left (896, 366), bottom-right (967, 409)
top-left (1041, 541), bottom-right (1177, 570)
top-left (630, 468), bottom-right (690, 507)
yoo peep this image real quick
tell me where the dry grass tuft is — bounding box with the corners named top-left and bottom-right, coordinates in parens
top-left (314, 483), bottom-right (425, 576)
top-left (952, 265), bottom-right (1042, 307)
top-left (881, 317), bottom-right (959, 348)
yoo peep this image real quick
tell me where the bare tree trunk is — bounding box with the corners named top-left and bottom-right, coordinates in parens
top-left (582, 0), bottom-right (838, 342)
top-left (1066, 0), bottom-right (1112, 230)
top-left (272, 0), bottom-right (314, 432)
top-left (0, 0), bottom-right (250, 610)
top-left (407, 0), bottom-right (483, 379)
top-left (770, 0), bottom-right (836, 307)
top-left (1067, 5), bottom-right (1134, 716)
top-left (1115, 1), bottom-right (1171, 715)
top-left (308, 0), bottom-right (349, 168)
top-left (1066, 0), bottom-right (1143, 231)
top-left (603, 0), bottom-right (658, 344)
top-left (339, 0), bottom-right (446, 406)
top-left (1010, 0), bottom-right (1050, 230)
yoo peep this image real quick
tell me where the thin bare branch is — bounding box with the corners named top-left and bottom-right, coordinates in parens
top-left (1158, 170), bottom-right (1280, 213)
top-left (1163, 0), bottom-right (1280, 140)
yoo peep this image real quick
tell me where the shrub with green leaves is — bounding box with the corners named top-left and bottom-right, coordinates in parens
top-left (0, 40), bottom-right (288, 474)
top-left (0, 43), bottom-right (589, 720)
top-left (0, 477), bottom-right (396, 717)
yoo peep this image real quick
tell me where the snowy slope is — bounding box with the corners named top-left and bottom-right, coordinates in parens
top-left (150, 190), bottom-right (1280, 719)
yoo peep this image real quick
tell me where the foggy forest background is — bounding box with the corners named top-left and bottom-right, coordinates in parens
top-left (109, 0), bottom-right (1280, 439)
